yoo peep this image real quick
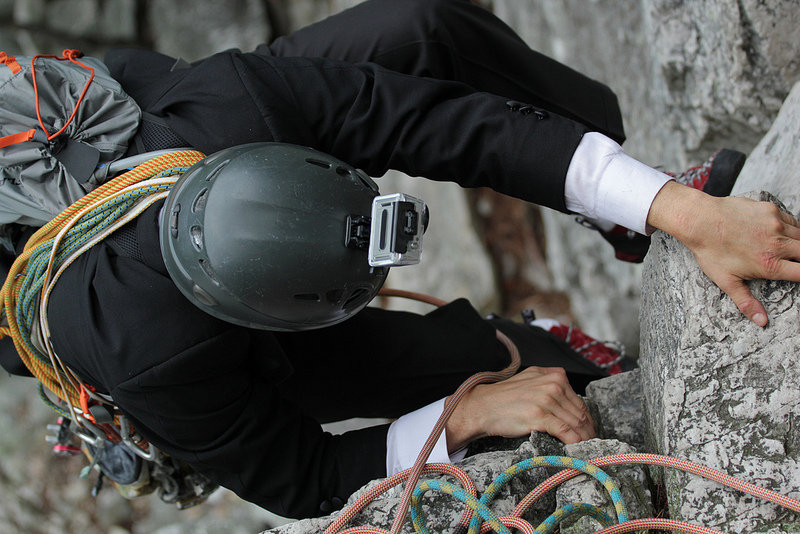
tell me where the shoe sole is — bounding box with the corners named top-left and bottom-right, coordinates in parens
top-left (704, 149), bottom-right (746, 197)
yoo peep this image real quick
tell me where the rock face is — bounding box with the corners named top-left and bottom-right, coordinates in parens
top-left (265, 433), bottom-right (661, 534)
top-left (640, 196), bottom-right (800, 532)
top-left (732, 83), bottom-right (800, 207)
top-left (584, 370), bottom-right (646, 453)
top-left (639, 81), bottom-right (800, 531)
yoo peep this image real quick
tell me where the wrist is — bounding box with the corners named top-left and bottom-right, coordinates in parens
top-left (445, 387), bottom-right (487, 454)
top-left (646, 180), bottom-right (715, 247)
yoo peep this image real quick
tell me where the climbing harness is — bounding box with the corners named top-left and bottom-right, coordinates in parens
top-left (0, 149), bottom-right (220, 507)
top-left (325, 291), bottom-right (800, 534)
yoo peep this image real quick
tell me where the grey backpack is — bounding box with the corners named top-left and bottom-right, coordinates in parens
top-left (0, 49), bottom-right (141, 226)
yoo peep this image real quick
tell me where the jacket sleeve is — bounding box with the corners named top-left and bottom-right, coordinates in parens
top-left (139, 51), bottom-right (590, 214)
top-left (110, 329), bottom-right (389, 519)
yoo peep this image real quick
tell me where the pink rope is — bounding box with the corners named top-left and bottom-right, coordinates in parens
top-left (324, 330), bottom-right (520, 534)
top-left (512, 452), bottom-right (800, 518)
top-left (481, 516), bottom-right (535, 533)
top-left (324, 463), bottom-right (476, 533)
top-left (593, 518), bottom-right (728, 533)
top-left (387, 329), bottom-right (520, 533)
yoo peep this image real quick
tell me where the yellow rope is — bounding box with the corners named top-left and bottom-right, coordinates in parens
top-left (0, 150), bottom-right (205, 414)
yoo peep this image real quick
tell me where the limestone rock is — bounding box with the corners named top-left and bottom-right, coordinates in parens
top-left (732, 82), bottom-right (800, 211)
top-left (640, 192), bottom-right (800, 532)
top-left (148, 0), bottom-right (271, 61)
top-left (585, 370), bottom-right (645, 452)
top-left (265, 436), bottom-right (567, 534)
top-left (558, 440), bottom-right (654, 534)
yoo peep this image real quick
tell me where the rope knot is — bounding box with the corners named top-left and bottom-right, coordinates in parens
top-left (61, 49), bottom-right (83, 60)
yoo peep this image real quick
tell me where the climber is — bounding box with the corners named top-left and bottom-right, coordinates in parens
top-left (4, 0), bottom-right (800, 520)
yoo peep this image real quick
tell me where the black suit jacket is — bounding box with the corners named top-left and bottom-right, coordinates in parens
top-left (46, 48), bottom-right (593, 518)
top-left (105, 48), bottom-right (589, 214)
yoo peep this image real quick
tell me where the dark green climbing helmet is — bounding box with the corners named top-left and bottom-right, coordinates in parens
top-left (160, 143), bottom-right (427, 331)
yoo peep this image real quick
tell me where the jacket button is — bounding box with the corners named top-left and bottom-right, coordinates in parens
top-left (534, 109), bottom-right (548, 120)
top-left (505, 100), bottom-right (522, 111)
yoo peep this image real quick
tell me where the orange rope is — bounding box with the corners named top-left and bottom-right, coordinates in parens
top-left (593, 518), bottom-right (728, 534)
top-left (31, 49), bottom-right (95, 141)
top-left (0, 150), bottom-right (205, 412)
top-left (378, 288), bottom-right (448, 307)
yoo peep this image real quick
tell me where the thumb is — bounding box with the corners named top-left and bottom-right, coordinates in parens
top-left (721, 278), bottom-right (768, 327)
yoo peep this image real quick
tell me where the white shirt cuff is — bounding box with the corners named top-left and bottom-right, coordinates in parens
top-left (564, 132), bottom-right (671, 235)
top-left (386, 398), bottom-right (467, 476)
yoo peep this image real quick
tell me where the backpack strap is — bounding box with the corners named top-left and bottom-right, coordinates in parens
top-left (0, 129), bottom-right (36, 149)
top-left (130, 112), bottom-right (190, 155)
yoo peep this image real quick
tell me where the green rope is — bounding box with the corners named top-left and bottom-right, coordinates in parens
top-left (410, 456), bottom-right (629, 534)
top-left (7, 165), bottom-right (191, 415)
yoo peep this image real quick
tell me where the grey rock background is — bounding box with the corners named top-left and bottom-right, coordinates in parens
top-left (494, 0), bottom-right (800, 354)
top-left (0, 0), bottom-right (799, 533)
top-left (639, 80), bottom-right (800, 532)
top-left (733, 82), bottom-right (800, 204)
top-left (640, 195), bottom-right (800, 533)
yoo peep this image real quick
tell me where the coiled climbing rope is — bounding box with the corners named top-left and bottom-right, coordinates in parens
top-left (330, 449), bottom-right (800, 534)
top-left (0, 150), bottom-right (205, 423)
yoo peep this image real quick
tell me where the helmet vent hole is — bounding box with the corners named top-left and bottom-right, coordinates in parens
top-left (294, 293), bottom-right (320, 302)
top-left (190, 225), bottom-right (203, 251)
top-left (204, 160), bottom-right (229, 182)
top-left (198, 258), bottom-right (219, 285)
top-left (192, 188), bottom-right (209, 213)
top-left (305, 158), bottom-right (331, 170)
top-left (335, 166), bottom-right (350, 176)
top-left (343, 287), bottom-right (370, 310)
top-left (192, 284), bottom-right (218, 307)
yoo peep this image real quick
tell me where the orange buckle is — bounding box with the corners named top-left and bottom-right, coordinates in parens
top-left (0, 51), bottom-right (21, 74)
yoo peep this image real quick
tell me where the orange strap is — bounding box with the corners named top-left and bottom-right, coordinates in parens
top-left (0, 51), bottom-right (21, 74)
top-left (31, 49), bottom-right (95, 141)
top-left (0, 52), bottom-right (31, 149)
top-left (0, 129), bottom-right (36, 149)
